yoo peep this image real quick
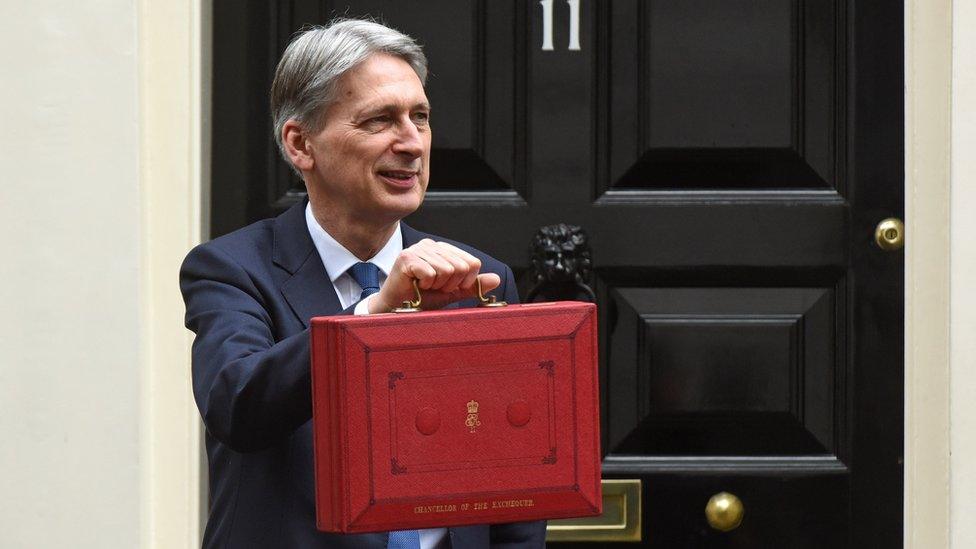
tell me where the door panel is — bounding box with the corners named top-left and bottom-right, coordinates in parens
top-left (629, 474), bottom-right (849, 548)
top-left (606, 286), bottom-right (838, 457)
top-left (371, 0), bottom-right (528, 194)
top-left (211, 0), bottom-right (903, 545)
top-left (601, 0), bottom-right (840, 191)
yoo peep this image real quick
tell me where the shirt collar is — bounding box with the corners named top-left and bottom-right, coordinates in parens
top-left (305, 202), bottom-right (402, 282)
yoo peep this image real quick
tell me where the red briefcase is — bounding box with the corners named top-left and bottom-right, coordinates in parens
top-left (309, 300), bottom-right (601, 533)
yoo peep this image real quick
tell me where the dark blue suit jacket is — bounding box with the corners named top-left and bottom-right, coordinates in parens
top-left (180, 200), bottom-right (546, 548)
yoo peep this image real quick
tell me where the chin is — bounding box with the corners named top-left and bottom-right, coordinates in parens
top-left (376, 196), bottom-right (423, 221)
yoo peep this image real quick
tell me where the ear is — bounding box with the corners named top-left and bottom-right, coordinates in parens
top-left (282, 119), bottom-right (315, 172)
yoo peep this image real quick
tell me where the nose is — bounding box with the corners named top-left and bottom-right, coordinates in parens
top-left (391, 117), bottom-right (425, 158)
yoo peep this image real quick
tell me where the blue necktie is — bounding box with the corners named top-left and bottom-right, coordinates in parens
top-left (348, 262), bottom-right (381, 301)
top-left (351, 265), bottom-right (418, 547)
top-left (387, 529), bottom-right (421, 549)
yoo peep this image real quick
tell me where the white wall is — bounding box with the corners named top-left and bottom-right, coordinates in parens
top-left (0, 1), bottom-right (204, 547)
top-left (138, 0), bottom-right (205, 546)
top-left (0, 0), bottom-right (968, 547)
top-left (0, 1), bottom-right (142, 547)
top-left (950, 1), bottom-right (976, 546)
top-left (905, 0), bottom-right (952, 546)
top-left (907, 0), bottom-right (976, 546)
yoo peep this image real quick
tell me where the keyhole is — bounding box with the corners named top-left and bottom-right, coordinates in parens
top-left (885, 228), bottom-right (898, 240)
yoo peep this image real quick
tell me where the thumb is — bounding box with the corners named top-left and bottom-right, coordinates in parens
top-left (463, 273), bottom-right (501, 298)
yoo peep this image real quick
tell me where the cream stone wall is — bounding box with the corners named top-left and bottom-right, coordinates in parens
top-left (139, 0), bottom-right (206, 546)
top-left (0, 0), bottom-right (203, 547)
top-left (905, 0), bottom-right (976, 547)
top-left (905, 0), bottom-right (952, 547)
top-left (0, 1), bottom-right (142, 547)
top-left (0, 0), bottom-right (968, 547)
top-left (950, 1), bottom-right (976, 546)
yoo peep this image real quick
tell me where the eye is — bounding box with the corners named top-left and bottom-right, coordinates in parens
top-left (411, 111), bottom-right (430, 125)
top-left (360, 114), bottom-right (392, 131)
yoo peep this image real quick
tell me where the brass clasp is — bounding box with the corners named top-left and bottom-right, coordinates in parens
top-left (476, 277), bottom-right (507, 308)
top-left (391, 280), bottom-right (423, 313)
top-left (391, 277), bottom-right (508, 313)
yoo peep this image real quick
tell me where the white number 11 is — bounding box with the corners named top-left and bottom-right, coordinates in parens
top-left (540, 0), bottom-right (581, 51)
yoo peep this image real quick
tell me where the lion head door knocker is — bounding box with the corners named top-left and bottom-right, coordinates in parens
top-left (526, 224), bottom-right (596, 303)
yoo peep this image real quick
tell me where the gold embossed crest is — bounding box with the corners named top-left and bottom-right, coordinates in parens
top-left (465, 400), bottom-right (481, 433)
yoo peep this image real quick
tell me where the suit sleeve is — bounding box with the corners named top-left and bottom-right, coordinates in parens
top-left (180, 243), bottom-right (353, 453)
top-left (501, 265), bottom-right (520, 305)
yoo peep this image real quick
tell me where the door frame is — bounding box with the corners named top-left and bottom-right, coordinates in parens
top-left (140, 0), bottom-right (957, 546)
top-left (904, 0), bottom-right (953, 546)
top-left (139, 0), bottom-right (209, 546)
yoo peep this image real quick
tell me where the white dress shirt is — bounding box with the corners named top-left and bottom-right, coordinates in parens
top-left (305, 203), bottom-right (402, 313)
top-left (305, 203), bottom-right (447, 549)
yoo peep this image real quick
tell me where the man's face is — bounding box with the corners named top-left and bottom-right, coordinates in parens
top-left (304, 53), bottom-right (431, 225)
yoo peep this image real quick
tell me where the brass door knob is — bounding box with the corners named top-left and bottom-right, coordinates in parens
top-left (705, 492), bottom-right (744, 532)
top-left (875, 217), bottom-right (905, 251)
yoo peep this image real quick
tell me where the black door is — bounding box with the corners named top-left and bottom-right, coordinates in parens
top-left (212, 1), bottom-right (903, 546)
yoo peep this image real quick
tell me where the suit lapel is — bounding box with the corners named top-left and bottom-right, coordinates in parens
top-left (400, 221), bottom-right (425, 248)
top-left (274, 217), bottom-right (456, 324)
top-left (273, 200), bottom-right (343, 326)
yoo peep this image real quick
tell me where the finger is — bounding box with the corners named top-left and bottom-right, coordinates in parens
top-left (402, 253), bottom-right (440, 290)
top-left (406, 248), bottom-right (454, 290)
top-left (415, 241), bottom-right (470, 292)
top-left (412, 272), bottom-right (502, 311)
top-left (428, 244), bottom-right (476, 292)
top-left (435, 242), bottom-right (482, 291)
top-left (372, 252), bottom-right (432, 312)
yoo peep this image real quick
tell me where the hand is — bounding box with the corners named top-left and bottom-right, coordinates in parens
top-left (367, 239), bottom-right (501, 313)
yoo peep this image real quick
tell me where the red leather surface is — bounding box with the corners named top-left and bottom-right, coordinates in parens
top-left (310, 301), bottom-right (601, 533)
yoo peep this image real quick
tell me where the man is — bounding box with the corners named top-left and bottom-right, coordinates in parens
top-left (180, 19), bottom-right (547, 549)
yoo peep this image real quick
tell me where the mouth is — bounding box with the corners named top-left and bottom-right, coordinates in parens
top-left (376, 169), bottom-right (420, 189)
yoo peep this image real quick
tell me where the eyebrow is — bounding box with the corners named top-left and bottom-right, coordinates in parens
top-left (357, 101), bottom-right (431, 119)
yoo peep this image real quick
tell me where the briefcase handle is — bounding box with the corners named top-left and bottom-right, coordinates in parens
top-left (391, 278), bottom-right (508, 313)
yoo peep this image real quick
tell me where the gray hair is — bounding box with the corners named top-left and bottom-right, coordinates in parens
top-left (270, 18), bottom-right (428, 170)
